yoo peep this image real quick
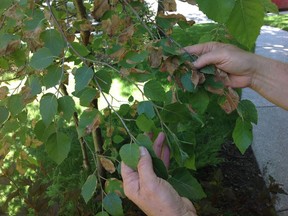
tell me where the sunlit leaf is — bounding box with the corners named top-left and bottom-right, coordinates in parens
top-left (40, 93), bottom-right (58, 126)
top-left (103, 193), bottom-right (124, 216)
top-left (30, 48), bottom-right (54, 70)
top-left (81, 174), bottom-right (97, 203)
top-left (45, 132), bottom-right (71, 164)
top-left (226, 0), bottom-right (264, 49)
top-left (119, 143), bottom-right (140, 170)
top-left (196, 0), bottom-right (235, 23)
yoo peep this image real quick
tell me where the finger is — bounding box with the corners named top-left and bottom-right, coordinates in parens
top-left (184, 42), bottom-right (218, 56)
top-left (193, 51), bottom-right (225, 69)
top-left (161, 144), bottom-right (170, 169)
top-left (137, 147), bottom-right (157, 185)
top-left (153, 132), bottom-right (166, 158)
top-left (121, 162), bottom-right (140, 198)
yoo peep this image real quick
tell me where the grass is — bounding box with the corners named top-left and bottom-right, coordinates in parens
top-left (264, 13), bottom-right (288, 31)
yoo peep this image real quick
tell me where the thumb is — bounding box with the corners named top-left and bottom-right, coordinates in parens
top-left (138, 147), bottom-right (157, 184)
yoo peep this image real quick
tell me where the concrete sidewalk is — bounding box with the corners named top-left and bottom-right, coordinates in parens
top-left (242, 25), bottom-right (288, 215)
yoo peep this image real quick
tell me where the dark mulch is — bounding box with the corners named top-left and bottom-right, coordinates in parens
top-left (196, 142), bottom-right (278, 216)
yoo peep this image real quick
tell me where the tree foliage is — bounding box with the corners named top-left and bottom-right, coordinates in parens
top-left (0, 0), bottom-right (274, 214)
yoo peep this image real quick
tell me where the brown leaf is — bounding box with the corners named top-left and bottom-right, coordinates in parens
top-left (100, 157), bottom-right (116, 174)
top-left (0, 86), bottom-right (9, 100)
top-left (118, 25), bottom-right (135, 44)
top-left (163, 0), bottom-right (177, 12)
top-left (0, 40), bottom-right (21, 57)
top-left (148, 46), bottom-right (163, 68)
top-left (219, 87), bottom-right (240, 114)
top-left (191, 71), bottom-right (205, 87)
top-left (102, 15), bottom-right (122, 36)
top-left (92, 0), bottom-right (112, 21)
top-left (206, 86), bottom-right (224, 95)
top-left (160, 56), bottom-right (180, 75)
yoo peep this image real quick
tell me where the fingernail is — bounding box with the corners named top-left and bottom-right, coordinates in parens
top-left (139, 146), bottom-right (146, 156)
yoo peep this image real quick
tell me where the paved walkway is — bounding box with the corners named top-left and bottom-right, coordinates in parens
top-left (145, 1), bottom-right (288, 215)
top-left (242, 25), bottom-right (288, 215)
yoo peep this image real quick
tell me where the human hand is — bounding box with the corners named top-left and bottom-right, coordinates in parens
top-left (184, 42), bottom-right (259, 89)
top-left (121, 134), bottom-right (197, 216)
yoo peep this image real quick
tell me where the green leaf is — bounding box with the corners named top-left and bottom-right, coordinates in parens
top-left (41, 29), bottom-right (65, 56)
top-left (103, 193), bottom-right (124, 216)
top-left (136, 134), bottom-right (156, 157)
top-left (200, 65), bottom-right (215, 75)
top-left (237, 99), bottom-right (258, 124)
top-left (40, 93), bottom-right (58, 126)
top-left (113, 135), bottom-right (125, 144)
top-left (152, 157), bottom-right (169, 180)
top-left (144, 80), bottom-right (166, 102)
top-left (71, 42), bottom-right (90, 57)
top-left (11, 49), bottom-right (26, 67)
top-left (104, 178), bottom-right (125, 197)
top-left (30, 48), bottom-right (54, 70)
top-left (26, 75), bottom-right (42, 96)
top-left (95, 69), bottom-right (112, 94)
top-left (34, 120), bottom-right (56, 142)
top-left (181, 72), bottom-right (195, 92)
top-left (188, 89), bottom-right (210, 114)
top-left (0, 0), bottom-right (12, 15)
top-left (232, 117), bottom-right (253, 154)
top-left (7, 94), bottom-right (24, 116)
top-left (160, 102), bottom-right (191, 123)
top-left (79, 87), bottom-right (98, 107)
top-left (261, 0), bottom-right (278, 14)
top-left (196, 0), bottom-right (236, 23)
top-left (0, 106), bottom-right (9, 124)
top-left (81, 174), bottom-right (97, 203)
top-left (24, 9), bottom-right (45, 31)
top-left (78, 109), bottom-right (102, 137)
top-left (226, 0), bottom-right (264, 49)
top-left (137, 101), bottom-right (155, 119)
top-left (74, 66), bottom-right (94, 93)
top-left (136, 114), bottom-right (155, 132)
top-left (43, 65), bottom-right (64, 89)
top-left (45, 132), bottom-right (71, 164)
top-left (119, 143), bottom-right (140, 170)
top-left (125, 51), bottom-right (148, 64)
top-left (168, 168), bottom-right (206, 200)
top-left (58, 96), bottom-right (75, 121)
top-left (96, 212), bottom-right (109, 216)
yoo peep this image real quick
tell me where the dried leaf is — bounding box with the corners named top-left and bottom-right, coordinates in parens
top-left (92, 0), bottom-right (111, 21)
top-left (0, 40), bottom-right (21, 56)
top-left (100, 157), bottom-right (116, 174)
top-left (163, 0), bottom-right (177, 11)
top-left (102, 15), bottom-right (122, 36)
top-left (206, 86), bottom-right (224, 95)
top-left (118, 25), bottom-right (135, 44)
top-left (220, 87), bottom-right (240, 114)
top-left (0, 86), bottom-right (9, 100)
top-left (160, 56), bottom-right (180, 75)
top-left (191, 71), bottom-right (205, 87)
top-left (148, 46), bottom-right (163, 68)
